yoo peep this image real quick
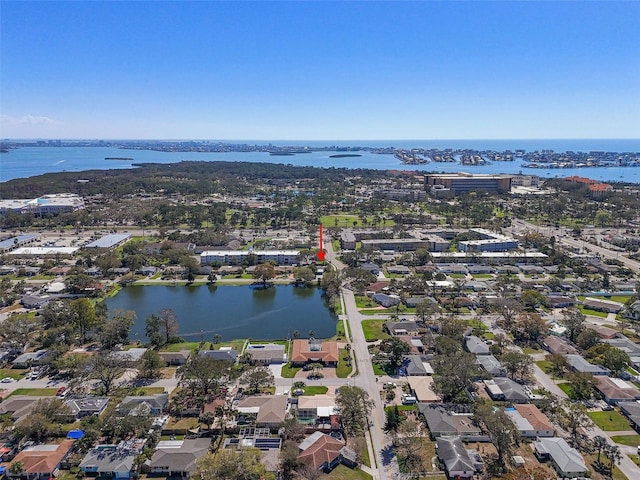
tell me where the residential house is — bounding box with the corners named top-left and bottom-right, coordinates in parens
top-left (79, 440), bottom-right (146, 479)
top-left (384, 321), bottom-right (421, 336)
top-left (583, 297), bottom-right (624, 313)
top-left (585, 323), bottom-right (618, 339)
top-left (505, 405), bottom-right (554, 438)
top-left (387, 265), bottom-right (411, 275)
top-left (0, 396), bottom-right (41, 424)
top-left (533, 437), bottom-right (587, 478)
top-left (542, 336), bottom-right (578, 355)
top-left (465, 336), bottom-right (490, 355)
top-left (547, 296), bottom-right (577, 308)
top-left (12, 350), bottom-right (48, 369)
top-left (619, 402), bottom-right (640, 433)
top-left (296, 395), bottom-right (339, 427)
top-left (402, 355), bottom-right (433, 376)
top-left (158, 350), bottom-right (190, 366)
top-left (594, 377), bottom-right (640, 405)
top-left (290, 339), bottom-right (339, 367)
top-left (436, 436), bottom-right (482, 479)
top-left (565, 354), bottom-right (610, 376)
top-left (297, 432), bottom-right (357, 473)
top-left (244, 343), bottom-right (286, 365)
top-left (476, 355), bottom-right (505, 377)
top-left (7, 439), bottom-right (74, 480)
top-left (118, 393), bottom-right (168, 415)
top-left (65, 397), bottom-right (110, 419)
top-left (418, 404), bottom-right (485, 440)
top-left (484, 378), bottom-right (528, 403)
top-left (408, 377), bottom-right (441, 402)
top-left (372, 293), bottom-right (401, 308)
top-left (146, 439), bottom-right (211, 477)
top-left (625, 300), bottom-right (640, 321)
top-left (200, 348), bottom-right (238, 363)
top-left (235, 395), bottom-right (288, 429)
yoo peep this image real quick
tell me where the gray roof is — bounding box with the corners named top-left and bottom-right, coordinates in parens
top-left (148, 439), bottom-right (211, 473)
top-left (619, 402), bottom-right (640, 427)
top-left (403, 355), bottom-right (428, 376)
top-left (476, 355), bottom-right (505, 376)
top-left (565, 354), bottom-right (610, 375)
top-left (533, 437), bottom-right (587, 474)
top-left (465, 336), bottom-right (490, 355)
top-left (492, 377), bottom-right (529, 402)
top-left (85, 233), bottom-right (131, 248)
top-left (65, 397), bottom-right (109, 417)
top-left (419, 405), bottom-right (481, 438)
top-left (118, 393), bottom-right (168, 413)
top-left (200, 349), bottom-right (238, 362)
top-left (436, 436), bottom-right (476, 474)
top-left (80, 445), bottom-right (138, 474)
top-left (603, 336), bottom-right (640, 356)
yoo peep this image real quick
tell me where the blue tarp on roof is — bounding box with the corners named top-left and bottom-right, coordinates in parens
top-left (67, 429), bottom-right (85, 439)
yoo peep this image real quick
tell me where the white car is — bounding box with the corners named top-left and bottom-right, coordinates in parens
top-left (1, 377), bottom-right (13, 383)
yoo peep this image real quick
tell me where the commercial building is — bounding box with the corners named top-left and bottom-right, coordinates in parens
top-left (200, 249), bottom-right (299, 266)
top-left (85, 233), bottom-right (132, 249)
top-left (458, 228), bottom-right (518, 253)
top-left (0, 194), bottom-right (85, 216)
top-left (425, 173), bottom-right (512, 196)
top-left (360, 238), bottom-right (429, 252)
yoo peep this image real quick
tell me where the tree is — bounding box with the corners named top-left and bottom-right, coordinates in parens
top-left (177, 354), bottom-right (233, 396)
top-left (566, 372), bottom-right (596, 400)
top-left (576, 328), bottom-right (601, 350)
top-left (558, 400), bottom-right (591, 447)
top-left (194, 449), bottom-right (266, 480)
top-left (384, 405), bottom-right (403, 434)
top-left (8, 461), bottom-right (24, 475)
top-left (379, 337), bottom-right (411, 369)
top-left (561, 308), bottom-right (586, 343)
top-left (605, 444), bottom-right (622, 473)
top-left (138, 349), bottom-right (164, 379)
top-left (82, 353), bottom-right (128, 396)
top-left (500, 351), bottom-right (533, 381)
top-left (602, 347), bottom-right (630, 374)
top-left (415, 299), bottom-right (439, 327)
top-left (159, 308), bottom-right (179, 344)
top-left (514, 313), bottom-right (548, 345)
top-left (546, 353), bottom-right (569, 377)
top-left (97, 309), bottom-right (135, 349)
top-left (394, 418), bottom-right (425, 478)
top-left (592, 435), bottom-right (608, 465)
top-left (474, 403), bottom-right (519, 473)
top-left (240, 366), bottom-right (274, 394)
top-left (279, 440), bottom-right (301, 480)
top-left (70, 297), bottom-right (98, 343)
top-left (495, 297), bottom-right (523, 330)
top-left (253, 263), bottom-right (276, 287)
top-left (293, 266), bottom-right (316, 284)
top-left (432, 352), bottom-right (481, 402)
top-left (335, 385), bottom-right (374, 436)
top-left (521, 289), bottom-right (548, 309)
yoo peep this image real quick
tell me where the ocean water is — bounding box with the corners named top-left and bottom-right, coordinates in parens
top-left (1, 139), bottom-right (640, 183)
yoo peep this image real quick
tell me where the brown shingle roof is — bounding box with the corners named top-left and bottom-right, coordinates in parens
top-left (10, 439), bottom-right (74, 475)
top-left (298, 433), bottom-right (345, 470)
top-left (514, 404), bottom-right (554, 433)
top-left (290, 340), bottom-right (339, 364)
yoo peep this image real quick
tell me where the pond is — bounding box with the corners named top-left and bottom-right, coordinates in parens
top-left (104, 285), bottom-right (338, 342)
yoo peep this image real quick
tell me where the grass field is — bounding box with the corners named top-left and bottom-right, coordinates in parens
top-left (326, 465), bottom-right (372, 480)
top-left (161, 342), bottom-right (200, 352)
top-left (337, 349), bottom-right (352, 378)
top-left (361, 319), bottom-right (390, 342)
top-left (9, 388), bottom-right (57, 396)
top-left (588, 411), bottom-right (632, 431)
top-left (281, 363), bottom-right (301, 378)
top-left (610, 434), bottom-right (640, 446)
top-left (303, 386), bottom-right (329, 396)
top-left (0, 368), bottom-right (28, 380)
top-left (578, 306), bottom-right (609, 318)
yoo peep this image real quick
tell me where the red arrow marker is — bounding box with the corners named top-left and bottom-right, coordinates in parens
top-left (317, 224), bottom-right (325, 261)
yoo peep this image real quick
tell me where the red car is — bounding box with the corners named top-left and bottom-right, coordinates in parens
top-left (56, 386), bottom-right (66, 396)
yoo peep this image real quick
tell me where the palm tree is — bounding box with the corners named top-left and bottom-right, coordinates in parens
top-left (292, 330), bottom-right (301, 339)
top-left (605, 444), bottom-right (622, 476)
top-left (592, 435), bottom-right (608, 465)
top-left (308, 329), bottom-right (316, 339)
top-left (212, 334), bottom-right (222, 344)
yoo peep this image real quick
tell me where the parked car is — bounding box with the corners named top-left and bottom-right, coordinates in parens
top-left (0, 377), bottom-right (13, 383)
top-left (56, 386), bottom-right (66, 396)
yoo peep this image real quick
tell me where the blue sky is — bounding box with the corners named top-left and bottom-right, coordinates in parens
top-left (1, 1), bottom-right (639, 140)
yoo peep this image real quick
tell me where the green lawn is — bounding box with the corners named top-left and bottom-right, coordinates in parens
top-left (629, 454), bottom-right (640, 467)
top-left (337, 349), bottom-right (352, 378)
top-left (535, 360), bottom-right (554, 374)
top-left (471, 274), bottom-right (494, 279)
top-left (358, 309), bottom-right (388, 315)
top-left (578, 306), bottom-right (609, 318)
top-left (9, 388), bottom-right (57, 396)
top-left (448, 273), bottom-right (466, 278)
top-left (303, 386), bottom-right (329, 396)
top-left (161, 342), bottom-right (200, 352)
top-left (0, 368), bottom-right (28, 380)
top-left (610, 434), bottom-right (640, 446)
top-left (361, 319), bottom-right (390, 342)
top-left (326, 465), bottom-right (372, 480)
top-left (355, 295), bottom-right (376, 308)
top-left (558, 383), bottom-right (576, 397)
top-left (281, 363), bottom-right (301, 378)
top-left (588, 410), bottom-right (632, 431)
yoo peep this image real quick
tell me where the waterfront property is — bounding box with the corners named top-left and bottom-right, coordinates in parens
top-left (200, 249), bottom-right (299, 266)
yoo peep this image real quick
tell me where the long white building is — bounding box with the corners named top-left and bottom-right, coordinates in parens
top-left (0, 194), bottom-right (85, 216)
top-left (200, 250), bottom-right (300, 266)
